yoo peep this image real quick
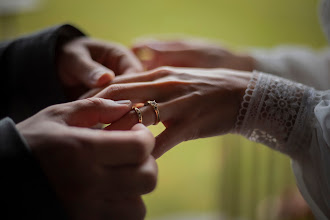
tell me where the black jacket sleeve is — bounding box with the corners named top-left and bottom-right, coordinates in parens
top-left (0, 117), bottom-right (67, 219)
top-left (0, 24), bottom-right (86, 219)
top-left (0, 24), bottom-right (85, 123)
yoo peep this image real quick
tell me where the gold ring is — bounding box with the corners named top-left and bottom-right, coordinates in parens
top-left (132, 107), bottom-right (143, 123)
top-left (144, 100), bottom-right (160, 125)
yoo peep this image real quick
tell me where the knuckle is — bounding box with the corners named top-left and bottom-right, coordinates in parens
top-left (138, 129), bottom-right (155, 149)
top-left (45, 104), bottom-right (69, 118)
top-left (152, 67), bottom-right (173, 77)
top-left (138, 126), bottom-right (154, 138)
top-left (113, 47), bottom-right (126, 58)
top-left (106, 43), bottom-right (130, 60)
top-left (158, 66), bottom-right (173, 72)
top-left (85, 97), bottom-right (105, 107)
top-left (185, 129), bottom-right (200, 141)
top-left (131, 135), bottom-right (150, 162)
top-left (158, 79), bottom-right (188, 92)
top-left (160, 77), bottom-right (179, 84)
top-left (141, 161), bottom-right (158, 193)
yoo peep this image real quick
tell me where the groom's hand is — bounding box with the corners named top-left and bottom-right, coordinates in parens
top-left (17, 98), bottom-right (157, 220)
top-left (56, 37), bottom-right (143, 99)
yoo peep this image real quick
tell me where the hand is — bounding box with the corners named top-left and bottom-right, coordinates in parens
top-left (132, 39), bottom-right (255, 71)
top-left (93, 67), bottom-right (252, 158)
top-left (17, 98), bottom-right (157, 220)
top-left (56, 37), bottom-right (143, 99)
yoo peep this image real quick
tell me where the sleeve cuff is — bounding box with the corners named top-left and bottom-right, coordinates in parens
top-left (235, 71), bottom-right (321, 157)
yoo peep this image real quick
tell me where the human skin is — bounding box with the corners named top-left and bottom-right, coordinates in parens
top-left (56, 37), bottom-right (143, 99)
top-left (132, 39), bottom-right (255, 71)
top-left (92, 67), bottom-right (251, 158)
top-left (17, 98), bottom-right (157, 220)
top-left (13, 34), bottom-right (154, 219)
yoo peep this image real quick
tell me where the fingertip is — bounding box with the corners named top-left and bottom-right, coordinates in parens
top-left (96, 72), bottom-right (114, 86)
top-left (89, 66), bottom-right (115, 87)
top-left (131, 123), bottom-right (147, 131)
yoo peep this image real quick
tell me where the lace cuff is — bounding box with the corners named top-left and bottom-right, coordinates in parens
top-left (235, 71), bottom-right (321, 156)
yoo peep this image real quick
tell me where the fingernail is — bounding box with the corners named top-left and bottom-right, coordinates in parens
top-left (114, 100), bottom-right (131, 105)
top-left (91, 68), bottom-right (114, 84)
top-left (91, 69), bottom-right (104, 81)
top-left (97, 73), bottom-right (113, 86)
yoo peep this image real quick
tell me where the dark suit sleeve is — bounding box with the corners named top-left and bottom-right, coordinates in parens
top-left (0, 24), bottom-right (85, 123)
top-left (0, 117), bottom-right (67, 219)
top-left (0, 25), bottom-right (86, 219)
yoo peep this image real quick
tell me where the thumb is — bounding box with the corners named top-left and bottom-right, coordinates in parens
top-left (77, 57), bottom-right (115, 88)
top-left (63, 98), bottom-right (132, 127)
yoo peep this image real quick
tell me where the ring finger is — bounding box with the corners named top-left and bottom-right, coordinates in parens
top-left (105, 94), bottom-right (192, 130)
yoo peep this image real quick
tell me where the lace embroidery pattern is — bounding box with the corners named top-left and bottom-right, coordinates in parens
top-left (235, 71), bottom-right (321, 155)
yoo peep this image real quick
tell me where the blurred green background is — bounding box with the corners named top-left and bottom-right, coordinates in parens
top-left (0, 0), bottom-right (326, 219)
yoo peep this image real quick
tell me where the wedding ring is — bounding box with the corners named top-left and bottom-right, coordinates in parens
top-left (144, 100), bottom-right (160, 125)
top-left (132, 107), bottom-right (143, 123)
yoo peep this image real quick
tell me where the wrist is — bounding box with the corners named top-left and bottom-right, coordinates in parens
top-left (225, 70), bottom-right (252, 132)
top-left (236, 54), bottom-right (256, 71)
top-left (227, 53), bottom-right (256, 71)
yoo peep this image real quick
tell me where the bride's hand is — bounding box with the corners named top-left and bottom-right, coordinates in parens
top-left (93, 67), bottom-right (251, 158)
top-left (132, 39), bottom-right (255, 71)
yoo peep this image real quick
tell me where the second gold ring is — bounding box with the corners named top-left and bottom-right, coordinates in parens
top-left (133, 107), bottom-right (143, 123)
top-left (144, 100), bottom-right (160, 125)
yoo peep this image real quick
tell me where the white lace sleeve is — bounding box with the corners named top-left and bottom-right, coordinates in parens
top-left (235, 71), bottom-right (330, 219)
top-left (235, 71), bottom-right (321, 156)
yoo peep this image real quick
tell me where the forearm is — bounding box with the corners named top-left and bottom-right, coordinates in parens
top-left (233, 71), bottom-right (330, 217)
top-left (0, 24), bottom-right (84, 122)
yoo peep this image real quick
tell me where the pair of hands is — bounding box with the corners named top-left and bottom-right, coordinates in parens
top-left (94, 39), bottom-right (254, 157)
top-left (17, 99), bottom-right (156, 219)
top-left (18, 37), bottom-right (153, 219)
top-left (17, 36), bottom-right (254, 219)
